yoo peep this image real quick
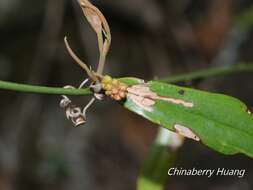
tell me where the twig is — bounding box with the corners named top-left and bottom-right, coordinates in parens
top-left (0, 80), bottom-right (92, 96)
top-left (160, 63), bottom-right (253, 83)
top-left (64, 37), bottom-right (99, 81)
top-left (0, 63), bottom-right (253, 96)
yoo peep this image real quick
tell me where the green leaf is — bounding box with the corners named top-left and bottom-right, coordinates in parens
top-left (118, 77), bottom-right (253, 157)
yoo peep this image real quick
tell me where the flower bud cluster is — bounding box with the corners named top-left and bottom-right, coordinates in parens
top-left (101, 75), bottom-right (128, 101)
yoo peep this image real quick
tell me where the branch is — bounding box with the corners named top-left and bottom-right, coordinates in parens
top-left (160, 63), bottom-right (253, 83)
top-left (0, 80), bottom-right (92, 96)
top-left (0, 63), bottom-right (253, 96)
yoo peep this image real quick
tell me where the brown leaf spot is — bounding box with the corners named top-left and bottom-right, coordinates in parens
top-left (127, 84), bottom-right (193, 108)
top-left (127, 93), bottom-right (155, 112)
top-left (174, 124), bottom-right (200, 141)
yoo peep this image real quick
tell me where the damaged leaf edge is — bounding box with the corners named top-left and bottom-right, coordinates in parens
top-left (174, 124), bottom-right (200, 141)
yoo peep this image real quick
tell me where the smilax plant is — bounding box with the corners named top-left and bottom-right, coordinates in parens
top-left (0, 2), bottom-right (253, 187)
top-left (59, 0), bottom-right (253, 158)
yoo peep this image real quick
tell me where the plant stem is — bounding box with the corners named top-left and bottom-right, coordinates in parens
top-left (0, 80), bottom-right (92, 96)
top-left (236, 4), bottom-right (253, 31)
top-left (160, 63), bottom-right (253, 83)
top-left (137, 128), bottom-right (182, 190)
top-left (0, 63), bottom-right (252, 96)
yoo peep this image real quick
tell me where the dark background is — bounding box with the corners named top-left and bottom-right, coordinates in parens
top-left (0, 0), bottom-right (253, 190)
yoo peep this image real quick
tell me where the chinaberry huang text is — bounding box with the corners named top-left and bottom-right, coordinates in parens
top-left (168, 167), bottom-right (245, 178)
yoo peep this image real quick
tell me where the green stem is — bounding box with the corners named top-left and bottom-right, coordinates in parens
top-left (0, 80), bottom-right (92, 96)
top-left (160, 63), bottom-right (253, 83)
top-left (137, 128), bottom-right (181, 190)
top-left (236, 4), bottom-right (253, 31)
top-left (0, 63), bottom-right (252, 96)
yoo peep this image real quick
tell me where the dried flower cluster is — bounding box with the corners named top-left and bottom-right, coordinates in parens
top-left (101, 75), bottom-right (128, 100)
